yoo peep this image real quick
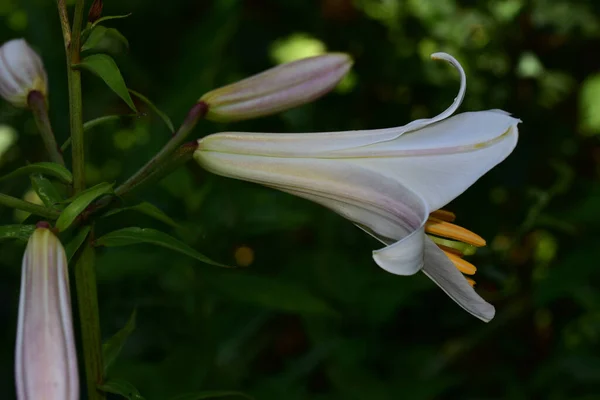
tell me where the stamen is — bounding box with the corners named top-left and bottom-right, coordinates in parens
top-left (425, 217), bottom-right (486, 247)
top-left (430, 209), bottom-right (456, 222)
top-left (465, 277), bottom-right (476, 287)
top-left (428, 235), bottom-right (477, 256)
top-left (443, 251), bottom-right (477, 275)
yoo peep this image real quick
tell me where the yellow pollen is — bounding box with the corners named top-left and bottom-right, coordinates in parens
top-left (425, 217), bottom-right (486, 247)
top-left (465, 277), bottom-right (476, 287)
top-left (430, 209), bottom-right (456, 222)
top-left (443, 251), bottom-right (477, 275)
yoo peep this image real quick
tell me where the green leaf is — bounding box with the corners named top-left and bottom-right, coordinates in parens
top-left (30, 174), bottom-right (63, 208)
top-left (82, 25), bottom-right (129, 53)
top-left (0, 162), bottom-right (73, 184)
top-left (129, 89), bottom-right (175, 133)
top-left (103, 202), bottom-right (179, 228)
top-left (99, 379), bottom-right (145, 400)
top-left (77, 54), bottom-right (137, 112)
top-left (95, 227), bottom-right (225, 267)
top-left (0, 224), bottom-right (36, 242)
top-left (65, 226), bottom-right (91, 262)
top-left (91, 13), bottom-right (133, 29)
top-left (170, 392), bottom-right (254, 400)
top-left (208, 273), bottom-right (336, 316)
top-left (55, 182), bottom-right (114, 232)
top-left (103, 308), bottom-right (136, 373)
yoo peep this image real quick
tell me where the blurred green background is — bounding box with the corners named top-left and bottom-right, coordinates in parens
top-left (2, 0), bottom-right (600, 398)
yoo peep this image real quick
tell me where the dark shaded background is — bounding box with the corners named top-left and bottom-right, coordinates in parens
top-left (2, 0), bottom-right (600, 398)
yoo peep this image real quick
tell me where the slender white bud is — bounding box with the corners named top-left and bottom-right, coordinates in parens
top-left (15, 226), bottom-right (79, 400)
top-left (0, 39), bottom-right (48, 108)
top-left (199, 53), bottom-right (353, 122)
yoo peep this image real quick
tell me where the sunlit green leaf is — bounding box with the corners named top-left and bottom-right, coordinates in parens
top-left (95, 227), bottom-right (225, 267)
top-left (0, 224), bottom-right (36, 242)
top-left (103, 202), bottom-right (179, 228)
top-left (129, 89), bottom-right (175, 133)
top-left (65, 226), bottom-right (91, 262)
top-left (99, 379), bottom-right (145, 400)
top-left (0, 162), bottom-right (73, 184)
top-left (55, 182), bottom-right (114, 232)
top-left (103, 309), bottom-right (137, 373)
top-left (30, 174), bottom-right (63, 208)
top-left (170, 392), bottom-right (254, 400)
top-left (76, 54), bottom-right (137, 112)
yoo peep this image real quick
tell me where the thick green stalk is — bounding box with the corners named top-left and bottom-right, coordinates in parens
top-left (0, 193), bottom-right (60, 219)
top-left (69, 0), bottom-right (86, 193)
top-left (57, 1), bottom-right (106, 399)
top-left (115, 102), bottom-right (207, 197)
top-left (28, 91), bottom-right (65, 166)
top-left (74, 242), bottom-right (105, 400)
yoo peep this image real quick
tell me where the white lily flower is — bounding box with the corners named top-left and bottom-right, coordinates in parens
top-left (0, 39), bottom-right (48, 108)
top-left (194, 53), bottom-right (520, 322)
top-left (15, 225), bottom-right (79, 400)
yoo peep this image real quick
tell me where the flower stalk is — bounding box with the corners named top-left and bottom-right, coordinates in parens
top-left (28, 91), bottom-right (65, 166)
top-left (0, 193), bottom-right (60, 219)
top-left (115, 101), bottom-right (208, 197)
top-left (74, 241), bottom-right (105, 400)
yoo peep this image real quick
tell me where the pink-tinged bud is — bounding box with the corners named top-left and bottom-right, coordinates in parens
top-left (88, 0), bottom-right (104, 23)
top-left (15, 227), bottom-right (79, 400)
top-left (0, 39), bottom-right (48, 108)
top-left (199, 53), bottom-right (353, 122)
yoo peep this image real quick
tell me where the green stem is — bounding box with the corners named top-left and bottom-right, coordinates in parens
top-left (69, 0), bottom-right (86, 193)
top-left (28, 91), bottom-right (65, 166)
top-left (115, 102), bottom-right (207, 197)
top-left (74, 242), bottom-right (105, 400)
top-left (0, 193), bottom-right (60, 219)
top-left (56, 0), bottom-right (71, 47)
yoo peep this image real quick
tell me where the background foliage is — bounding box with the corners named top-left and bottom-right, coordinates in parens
top-left (2, 0), bottom-right (600, 398)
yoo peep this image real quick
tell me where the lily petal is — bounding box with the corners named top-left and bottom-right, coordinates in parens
top-left (197, 152), bottom-right (430, 275)
top-left (422, 238), bottom-right (495, 322)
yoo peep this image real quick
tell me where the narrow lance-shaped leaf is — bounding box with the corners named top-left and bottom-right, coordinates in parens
top-left (91, 13), bottom-right (132, 29)
top-left (0, 162), bottom-right (73, 184)
top-left (65, 226), bottom-right (92, 262)
top-left (99, 379), bottom-right (145, 400)
top-left (129, 89), bottom-right (175, 132)
top-left (169, 392), bottom-right (254, 400)
top-left (81, 26), bottom-right (129, 54)
top-left (95, 227), bottom-right (225, 267)
top-left (55, 182), bottom-right (114, 232)
top-left (76, 54), bottom-right (137, 112)
top-left (0, 224), bottom-right (36, 242)
top-left (103, 202), bottom-right (179, 229)
top-left (30, 174), bottom-right (64, 208)
top-left (103, 308), bottom-right (136, 373)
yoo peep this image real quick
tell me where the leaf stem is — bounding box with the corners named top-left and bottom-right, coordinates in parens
top-left (0, 193), bottom-right (60, 219)
top-left (115, 102), bottom-right (207, 197)
top-left (74, 241), bottom-right (106, 400)
top-left (28, 91), bottom-right (65, 166)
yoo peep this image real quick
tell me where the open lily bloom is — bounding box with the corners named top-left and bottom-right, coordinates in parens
top-left (194, 53), bottom-right (520, 322)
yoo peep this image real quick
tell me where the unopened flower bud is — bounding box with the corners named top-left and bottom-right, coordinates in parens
top-left (15, 226), bottom-right (79, 400)
top-left (199, 53), bottom-right (353, 122)
top-left (88, 0), bottom-right (104, 23)
top-left (0, 39), bottom-right (47, 108)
